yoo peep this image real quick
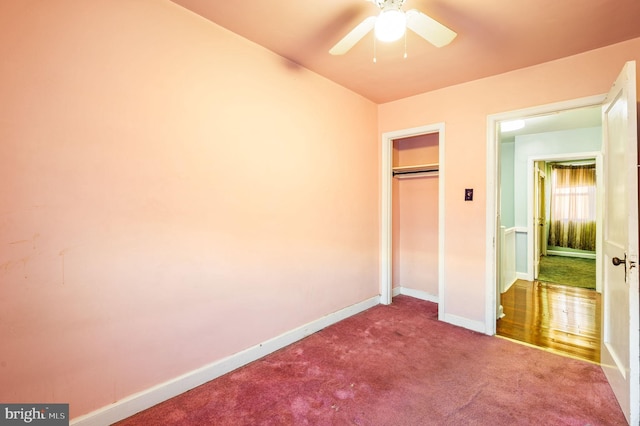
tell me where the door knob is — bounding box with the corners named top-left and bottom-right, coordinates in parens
top-left (612, 254), bottom-right (636, 284)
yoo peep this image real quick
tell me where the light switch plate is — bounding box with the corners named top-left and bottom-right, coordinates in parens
top-left (465, 188), bottom-right (473, 201)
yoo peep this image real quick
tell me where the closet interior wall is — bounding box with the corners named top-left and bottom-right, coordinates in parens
top-left (392, 133), bottom-right (439, 298)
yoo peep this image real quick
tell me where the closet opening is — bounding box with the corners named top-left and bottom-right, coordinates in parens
top-left (380, 123), bottom-right (445, 319)
top-left (391, 133), bottom-right (440, 303)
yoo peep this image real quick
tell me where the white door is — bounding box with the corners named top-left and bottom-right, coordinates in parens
top-left (601, 60), bottom-right (639, 425)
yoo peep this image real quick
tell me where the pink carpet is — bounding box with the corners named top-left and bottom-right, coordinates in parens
top-left (116, 296), bottom-right (626, 425)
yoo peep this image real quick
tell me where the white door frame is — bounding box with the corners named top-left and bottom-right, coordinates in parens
top-left (485, 95), bottom-right (605, 335)
top-left (380, 123), bottom-right (445, 318)
top-left (532, 160), bottom-right (546, 280)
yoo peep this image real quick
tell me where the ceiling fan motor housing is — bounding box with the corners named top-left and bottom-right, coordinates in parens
top-left (375, 0), bottom-right (405, 11)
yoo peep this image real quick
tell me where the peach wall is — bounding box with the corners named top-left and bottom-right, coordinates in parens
top-left (379, 37), bottom-right (640, 324)
top-left (0, 0), bottom-right (378, 418)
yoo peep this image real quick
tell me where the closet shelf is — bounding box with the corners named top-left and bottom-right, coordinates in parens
top-left (392, 163), bottom-right (439, 179)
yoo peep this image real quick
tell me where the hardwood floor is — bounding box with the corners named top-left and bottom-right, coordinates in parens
top-left (496, 279), bottom-right (601, 363)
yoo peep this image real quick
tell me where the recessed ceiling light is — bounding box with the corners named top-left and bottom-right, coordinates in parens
top-left (500, 119), bottom-right (525, 132)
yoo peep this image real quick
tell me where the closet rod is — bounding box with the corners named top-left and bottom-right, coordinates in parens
top-left (393, 170), bottom-right (439, 179)
top-left (392, 163), bottom-right (439, 178)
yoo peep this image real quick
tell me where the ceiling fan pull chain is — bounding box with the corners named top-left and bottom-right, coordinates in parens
top-left (404, 31), bottom-right (407, 58)
top-left (373, 34), bottom-right (377, 63)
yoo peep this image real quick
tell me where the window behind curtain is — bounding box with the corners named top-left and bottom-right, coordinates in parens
top-left (548, 164), bottom-right (596, 251)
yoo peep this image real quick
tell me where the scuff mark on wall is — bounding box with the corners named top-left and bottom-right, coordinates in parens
top-left (6, 233), bottom-right (39, 249)
top-left (58, 249), bottom-right (68, 286)
top-left (0, 257), bottom-right (29, 278)
top-left (9, 239), bottom-right (31, 245)
top-left (3, 234), bottom-right (40, 280)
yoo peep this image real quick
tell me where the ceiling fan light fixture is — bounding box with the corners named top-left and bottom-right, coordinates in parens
top-left (374, 9), bottom-right (406, 42)
top-left (328, 0), bottom-right (456, 56)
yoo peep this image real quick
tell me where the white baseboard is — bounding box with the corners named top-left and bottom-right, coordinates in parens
top-left (71, 295), bottom-right (380, 426)
top-left (393, 286), bottom-right (439, 303)
top-left (393, 287), bottom-right (486, 334)
top-left (442, 313), bottom-right (486, 334)
top-left (546, 250), bottom-right (596, 260)
top-left (502, 277), bottom-right (517, 293)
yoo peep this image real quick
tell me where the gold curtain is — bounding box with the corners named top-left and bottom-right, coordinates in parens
top-left (547, 164), bottom-right (596, 251)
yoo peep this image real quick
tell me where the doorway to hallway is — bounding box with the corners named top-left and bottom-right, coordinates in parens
top-left (494, 105), bottom-right (603, 360)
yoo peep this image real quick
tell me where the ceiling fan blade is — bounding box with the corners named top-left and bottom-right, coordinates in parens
top-left (329, 16), bottom-right (377, 55)
top-left (405, 9), bottom-right (457, 48)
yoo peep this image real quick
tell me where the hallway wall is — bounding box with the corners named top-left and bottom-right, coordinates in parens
top-left (512, 127), bottom-right (601, 273)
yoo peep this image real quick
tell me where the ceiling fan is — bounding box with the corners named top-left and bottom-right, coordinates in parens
top-left (329, 0), bottom-right (457, 55)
